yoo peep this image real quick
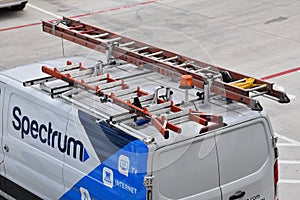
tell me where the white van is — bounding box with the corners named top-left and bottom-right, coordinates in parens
top-left (0, 55), bottom-right (279, 200)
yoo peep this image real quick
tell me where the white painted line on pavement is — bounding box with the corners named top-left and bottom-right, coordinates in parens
top-left (27, 3), bottom-right (62, 19)
top-left (279, 160), bottom-right (300, 165)
top-left (279, 179), bottom-right (300, 184)
top-left (276, 133), bottom-right (300, 146)
top-left (277, 143), bottom-right (300, 147)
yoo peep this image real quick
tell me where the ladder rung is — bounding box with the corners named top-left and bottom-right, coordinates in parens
top-left (106, 37), bottom-right (122, 43)
top-left (162, 56), bottom-right (179, 62)
top-left (247, 84), bottom-right (267, 92)
top-left (132, 46), bottom-right (149, 52)
top-left (229, 78), bottom-right (247, 84)
top-left (80, 29), bottom-right (94, 34)
top-left (250, 91), bottom-right (268, 98)
top-left (175, 62), bottom-right (188, 68)
top-left (148, 51), bottom-right (164, 57)
top-left (68, 25), bottom-right (84, 30)
top-left (90, 33), bottom-right (109, 38)
top-left (119, 41), bottom-right (135, 47)
top-left (140, 52), bottom-right (150, 56)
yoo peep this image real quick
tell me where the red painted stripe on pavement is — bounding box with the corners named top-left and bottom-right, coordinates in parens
top-left (0, 22), bottom-right (42, 32)
top-left (0, 0), bottom-right (160, 32)
top-left (261, 67), bottom-right (300, 80)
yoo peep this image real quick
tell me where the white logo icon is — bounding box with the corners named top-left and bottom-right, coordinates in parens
top-left (118, 155), bottom-right (130, 177)
top-left (80, 187), bottom-right (91, 200)
top-left (103, 167), bottom-right (114, 188)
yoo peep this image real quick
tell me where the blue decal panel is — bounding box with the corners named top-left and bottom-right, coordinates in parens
top-left (60, 111), bottom-right (148, 200)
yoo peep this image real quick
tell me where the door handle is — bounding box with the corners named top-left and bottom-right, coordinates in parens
top-left (229, 191), bottom-right (246, 200)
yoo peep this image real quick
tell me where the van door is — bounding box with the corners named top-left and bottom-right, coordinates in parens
top-left (2, 86), bottom-right (66, 199)
top-left (0, 82), bottom-right (5, 169)
top-left (152, 133), bottom-right (222, 200)
top-left (215, 118), bottom-right (275, 200)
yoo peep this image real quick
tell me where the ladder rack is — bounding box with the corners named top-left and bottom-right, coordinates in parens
top-left (24, 62), bottom-right (224, 139)
top-left (42, 17), bottom-right (290, 111)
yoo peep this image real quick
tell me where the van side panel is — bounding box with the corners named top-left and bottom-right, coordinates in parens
top-left (152, 133), bottom-right (221, 200)
top-left (216, 118), bottom-right (274, 200)
top-left (61, 110), bottom-right (149, 200)
top-left (0, 82), bottom-right (6, 193)
top-left (0, 82), bottom-right (5, 164)
top-left (3, 86), bottom-right (67, 199)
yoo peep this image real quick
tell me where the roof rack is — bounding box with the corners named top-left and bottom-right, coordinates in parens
top-left (23, 61), bottom-right (224, 140)
top-left (41, 17), bottom-right (290, 111)
top-left (23, 17), bottom-right (290, 140)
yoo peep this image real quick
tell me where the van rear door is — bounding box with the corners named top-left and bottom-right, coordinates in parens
top-left (152, 133), bottom-right (221, 200)
top-left (215, 118), bottom-right (275, 200)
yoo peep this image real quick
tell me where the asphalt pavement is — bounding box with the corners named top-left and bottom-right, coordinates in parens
top-left (0, 0), bottom-right (300, 199)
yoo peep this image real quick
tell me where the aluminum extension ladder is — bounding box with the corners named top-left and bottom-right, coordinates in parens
top-left (41, 17), bottom-right (290, 111)
top-left (24, 62), bottom-right (224, 139)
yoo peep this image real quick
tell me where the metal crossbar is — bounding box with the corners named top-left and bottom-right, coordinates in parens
top-left (24, 62), bottom-right (225, 139)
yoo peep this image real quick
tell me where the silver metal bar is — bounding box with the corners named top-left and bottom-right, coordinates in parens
top-left (61, 94), bottom-right (109, 119)
top-left (147, 101), bottom-right (171, 112)
top-left (247, 84), bottom-right (267, 92)
top-left (151, 107), bottom-right (171, 115)
top-left (147, 51), bottom-right (164, 57)
top-left (119, 41), bottom-right (135, 47)
top-left (131, 46), bottom-right (149, 52)
top-left (97, 80), bottom-right (123, 90)
top-left (229, 78), bottom-right (247, 84)
top-left (82, 74), bottom-right (108, 84)
top-left (101, 85), bottom-right (124, 94)
top-left (113, 87), bottom-right (138, 97)
top-left (106, 37), bottom-right (122, 43)
top-left (57, 64), bottom-right (81, 72)
top-left (162, 56), bottom-right (179, 62)
top-left (250, 91), bottom-right (268, 98)
top-left (139, 94), bottom-right (155, 102)
top-left (90, 33), bottom-right (109, 38)
top-left (111, 113), bottom-right (133, 122)
top-left (175, 62), bottom-right (188, 68)
top-left (70, 68), bottom-right (93, 77)
top-left (62, 88), bottom-right (83, 96)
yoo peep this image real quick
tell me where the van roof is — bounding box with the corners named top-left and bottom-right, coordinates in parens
top-left (1, 55), bottom-right (264, 146)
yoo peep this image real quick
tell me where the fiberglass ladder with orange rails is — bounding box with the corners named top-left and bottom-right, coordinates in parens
top-left (23, 61), bottom-right (224, 140)
top-left (41, 17), bottom-right (290, 112)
